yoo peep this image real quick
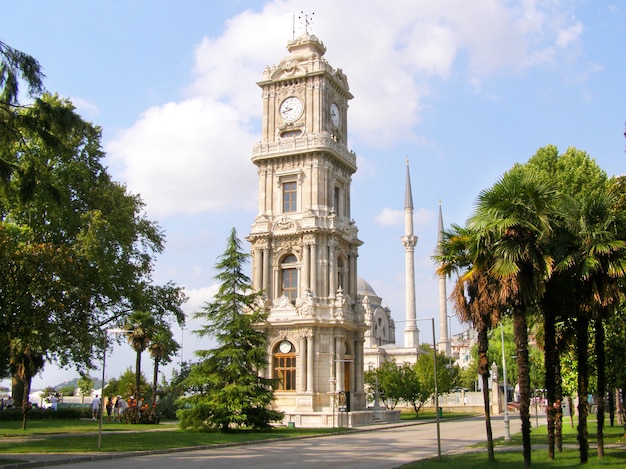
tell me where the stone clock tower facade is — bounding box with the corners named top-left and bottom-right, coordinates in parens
top-left (247, 33), bottom-right (369, 427)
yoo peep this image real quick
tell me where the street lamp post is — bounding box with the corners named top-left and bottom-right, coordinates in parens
top-left (425, 317), bottom-right (442, 462)
top-left (501, 323), bottom-right (511, 440)
top-left (98, 328), bottom-right (132, 449)
top-left (400, 317), bottom-right (441, 461)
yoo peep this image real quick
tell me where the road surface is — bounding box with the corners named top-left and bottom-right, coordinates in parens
top-left (67, 415), bottom-right (511, 469)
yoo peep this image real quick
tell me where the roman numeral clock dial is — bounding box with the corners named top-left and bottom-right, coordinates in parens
top-left (280, 96), bottom-right (303, 122)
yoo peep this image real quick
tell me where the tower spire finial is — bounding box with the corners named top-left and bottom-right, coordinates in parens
top-left (298, 11), bottom-right (315, 35)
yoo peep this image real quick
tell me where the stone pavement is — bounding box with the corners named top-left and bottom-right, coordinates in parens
top-left (0, 416), bottom-right (517, 469)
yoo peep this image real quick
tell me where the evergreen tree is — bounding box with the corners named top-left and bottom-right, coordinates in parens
top-left (178, 228), bottom-right (283, 431)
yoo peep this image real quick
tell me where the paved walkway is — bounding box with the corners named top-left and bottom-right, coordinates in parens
top-left (0, 416), bottom-right (519, 469)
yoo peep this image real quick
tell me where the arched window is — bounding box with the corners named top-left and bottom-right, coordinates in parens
top-left (273, 340), bottom-right (296, 391)
top-left (281, 254), bottom-right (298, 304)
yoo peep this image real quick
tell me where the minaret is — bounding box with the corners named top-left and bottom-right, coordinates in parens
top-left (402, 161), bottom-right (419, 348)
top-left (436, 202), bottom-right (451, 357)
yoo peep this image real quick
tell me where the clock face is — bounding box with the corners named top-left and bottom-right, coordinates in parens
top-left (280, 97), bottom-right (303, 122)
top-left (330, 102), bottom-right (340, 127)
top-left (279, 340), bottom-right (292, 354)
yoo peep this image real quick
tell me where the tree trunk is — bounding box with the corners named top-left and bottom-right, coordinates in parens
top-left (152, 356), bottom-right (160, 409)
top-left (608, 389), bottom-right (615, 427)
top-left (576, 315), bottom-right (589, 463)
top-left (513, 309), bottom-right (532, 467)
top-left (595, 318), bottom-right (605, 459)
top-left (544, 308), bottom-right (557, 459)
top-left (555, 352), bottom-right (563, 453)
top-left (477, 327), bottom-right (494, 462)
top-left (135, 350), bottom-right (142, 400)
top-left (21, 376), bottom-right (31, 431)
top-left (11, 373), bottom-right (25, 409)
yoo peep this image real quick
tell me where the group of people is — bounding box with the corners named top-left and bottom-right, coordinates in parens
top-left (0, 396), bottom-right (14, 410)
top-left (92, 394), bottom-right (139, 421)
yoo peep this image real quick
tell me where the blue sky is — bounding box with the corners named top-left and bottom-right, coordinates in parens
top-left (1, 0), bottom-right (625, 390)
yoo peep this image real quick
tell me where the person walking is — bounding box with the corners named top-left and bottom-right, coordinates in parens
top-left (91, 395), bottom-right (101, 420)
top-left (105, 396), bottom-right (113, 421)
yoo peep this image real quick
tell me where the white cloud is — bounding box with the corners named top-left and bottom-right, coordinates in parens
top-left (183, 284), bottom-right (218, 316)
top-left (374, 208), bottom-right (403, 226)
top-left (414, 208), bottom-right (435, 228)
top-left (556, 21), bottom-right (583, 48)
top-left (105, 0), bottom-right (585, 218)
top-left (106, 97), bottom-right (258, 218)
top-left (374, 207), bottom-right (433, 227)
top-left (70, 96), bottom-right (99, 117)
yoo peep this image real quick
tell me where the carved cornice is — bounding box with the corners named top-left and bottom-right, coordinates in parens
top-left (252, 133), bottom-right (356, 171)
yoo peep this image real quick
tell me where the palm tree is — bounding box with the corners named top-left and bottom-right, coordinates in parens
top-left (437, 224), bottom-right (504, 462)
top-left (9, 338), bottom-right (45, 430)
top-left (148, 326), bottom-right (179, 411)
top-left (470, 171), bottom-right (557, 467)
top-left (537, 273), bottom-right (571, 458)
top-left (558, 190), bottom-right (626, 462)
top-left (125, 310), bottom-right (156, 402)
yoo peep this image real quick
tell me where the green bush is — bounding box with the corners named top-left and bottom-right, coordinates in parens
top-left (155, 394), bottom-right (179, 420)
top-left (0, 406), bottom-right (86, 421)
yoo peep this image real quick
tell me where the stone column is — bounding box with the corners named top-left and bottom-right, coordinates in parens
top-left (253, 247), bottom-right (262, 290)
top-left (354, 339), bottom-right (363, 393)
top-left (300, 336), bottom-right (307, 391)
top-left (306, 335), bottom-right (314, 393)
top-left (302, 242), bottom-right (310, 292)
top-left (349, 249), bottom-right (358, 300)
top-left (328, 239), bottom-right (337, 298)
top-left (310, 242), bottom-right (318, 296)
top-left (263, 247), bottom-right (271, 296)
top-left (335, 337), bottom-right (344, 392)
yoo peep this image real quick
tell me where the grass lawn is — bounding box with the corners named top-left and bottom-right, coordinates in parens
top-left (0, 418), bottom-right (339, 455)
top-left (400, 418), bottom-right (626, 468)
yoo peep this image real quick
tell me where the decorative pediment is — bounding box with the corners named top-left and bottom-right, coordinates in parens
top-left (273, 216), bottom-right (298, 233)
top-left (270, 61), bottom-right (306, 80)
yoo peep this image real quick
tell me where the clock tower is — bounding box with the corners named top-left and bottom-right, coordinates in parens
top-left (248, 33), bottom-right (368, 426)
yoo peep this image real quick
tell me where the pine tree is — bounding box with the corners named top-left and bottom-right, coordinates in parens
top-left (178, 228), bottom-right (283, 431)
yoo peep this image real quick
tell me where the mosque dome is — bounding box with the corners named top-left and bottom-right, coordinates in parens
top-left (357, 277), bottom-right (382, 303)
top-left (357, 277), bottom-right (376, 296)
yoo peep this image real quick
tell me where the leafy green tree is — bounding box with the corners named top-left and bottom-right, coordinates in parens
top-left (178, 228), bottom-right (283, 431)
top-left (103, 368), bottom-right (150, 400)
top-left (156, 362), bottom-right (191, 419)
top-left (57, 384), bottom-right (76, 397)
top-left (411, 345), bottom-right (458, 416)
top-left (77, 374), bottom-right (95, 404)
top-left (40, 386), bottom-right (57, 406)
top-left (0, 91), bottom-right (185, 417)
top-left (365, 360), bottom-right (405, 410)
top-left (0, 40), bottom-right (44, 182)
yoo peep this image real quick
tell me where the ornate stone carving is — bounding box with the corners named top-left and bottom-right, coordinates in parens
top-left (274, 217), bottom-right (296, 231)
top-left (274, 295), bottom-right (296, 309)
top-left (296, 289), bottom-right (316, 318)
